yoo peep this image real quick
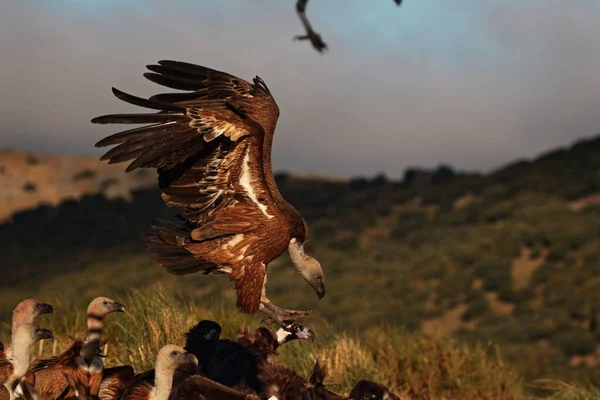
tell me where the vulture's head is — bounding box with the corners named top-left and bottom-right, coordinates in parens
top-left (349, 380), bottom-right (400, 400)
top-left (156, 345), bottom-right (198, 375)
top-left (14, 324), bottom-right (54, 348)
top-left (88, 297), bottom-right (126, 318)
top-left (184, 320), bottom-right (221, 373)
top-left (288, 238), bottom-right (326, 299)
top-left (276, 321), bottom-right (315, 344)
top-left (189, 320), bottom-right (222, 342)
top-left (13, 299), bottom-right (53, 328)
top-left (184, 320), bottom-right (222, 352)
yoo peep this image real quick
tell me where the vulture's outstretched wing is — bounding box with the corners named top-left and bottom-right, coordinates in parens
top-left (92, 60), bottom-right (281, 226)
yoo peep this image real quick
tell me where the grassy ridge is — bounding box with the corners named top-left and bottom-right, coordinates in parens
top-left (1, 135), bottom-right (599, 392)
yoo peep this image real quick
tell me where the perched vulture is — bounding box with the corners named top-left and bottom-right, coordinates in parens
top-left (30, 297), bottom-right (131, 400)
top-left (182, 320), bottom-right (314, 394)
top-left (0, 299), bottom-right (53, 359)
top-left (92, 60), bottom-right (326, 326)
top-left (348, 380), bottom-right (400, 400)
top-left (120, 345), bottom-right (197, 400)
top-left (259, 360), bottom-right (343, 400)
top-left (0, 324), bottom-right (53, 400)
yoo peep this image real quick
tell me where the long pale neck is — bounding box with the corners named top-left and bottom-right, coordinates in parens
top-left (288, 240), bottom-right (308, 270)
top-left (81, 311), bottom-right (103, 363)
top-left (152, 364), bottom-right (174, 400)
top-left (11, 315), bottom-right (24, 339)
top-left (10, 335), bottom-right (33, 379)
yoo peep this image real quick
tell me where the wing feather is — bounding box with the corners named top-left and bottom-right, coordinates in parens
top-left (98, 366), bottom-right (134, 400)
top-left (0, 357), bottom-right (14, 385)
top-left (93, 60), bottom-right (280, 226)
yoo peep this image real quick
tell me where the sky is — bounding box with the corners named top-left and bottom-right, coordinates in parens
top-left (1, 0), bottom-right (599, 178)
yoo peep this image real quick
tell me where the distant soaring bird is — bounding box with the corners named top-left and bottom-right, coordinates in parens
top-left (92, 60), bottom-right (326, 326)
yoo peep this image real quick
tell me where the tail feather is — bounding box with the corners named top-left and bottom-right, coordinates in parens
top-left (144, 223), bottom-right (217, 275)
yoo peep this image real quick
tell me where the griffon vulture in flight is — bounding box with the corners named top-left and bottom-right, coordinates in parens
top-left (92, 60), bottom-right (326, 326)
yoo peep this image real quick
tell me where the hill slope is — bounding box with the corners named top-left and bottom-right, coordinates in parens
top-left (0, 134), bottom-right (599, 385)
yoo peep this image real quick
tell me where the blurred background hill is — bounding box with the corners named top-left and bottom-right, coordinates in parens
top-left (1, 133), bottom-right (599, 389)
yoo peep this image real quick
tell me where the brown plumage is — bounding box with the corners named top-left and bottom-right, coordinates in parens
top-left (348, 380), bottom-right (400, 400)
top-left (30, 297), bottom-right (127, 400)
top-left (92, 60), bottom-right (326, 326)
top-left (171, 375), bottom-right (259, 400)
top-left (0, 324), bottom-right (53, 400)
top-left (259, 360), bottom-right (343, 400)
top-left (97, 366), bottom-right (134, 400)
top-left (120, 345), bottom-right (197, 400)
top-left (0, 299), bottom-right (53, 360)
top-left (18, 371), bottom-right (105, 400)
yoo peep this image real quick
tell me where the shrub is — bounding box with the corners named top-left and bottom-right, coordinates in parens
top-left (552, 330), bottom-right (596, 357)
top-left (23, 181), bottom-right (37, 192)
top-left (72, 168), bottom-right (97, 181)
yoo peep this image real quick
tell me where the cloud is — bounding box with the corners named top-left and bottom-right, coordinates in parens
top-left (1, 0), bottom-right (599, 177)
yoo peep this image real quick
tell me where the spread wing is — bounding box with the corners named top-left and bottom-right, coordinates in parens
top-left (92, 60), bottom-right (282, 228)
top-left (30, 339), bottom-right (83, 399)
top-left (98, 365), bottom-right (135, 400)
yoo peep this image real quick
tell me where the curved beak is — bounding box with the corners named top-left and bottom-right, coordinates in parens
top-left (186, 353), bottom-right (199, 367)
top-left (297, 327), bottom-right (315, 342)
top-left (39, 329), bottom-right (54, 341)
top-left (202, 329), bottom-right (219, 341)
top-left (112, 302), bottom-right (126, 313)
top-left (316, 283), bottom-right (326, 299)
top-left (40, 303), bottom-right (54, 315)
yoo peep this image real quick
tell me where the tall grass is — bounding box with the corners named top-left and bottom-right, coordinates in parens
top-left (1, 285), bottom-right (538, 399)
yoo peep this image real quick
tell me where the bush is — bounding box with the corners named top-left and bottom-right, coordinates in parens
top-left (552, 329), bottom-right (596, 357)
top-left (23, 181), bottom-right (37, 192)
top-left (463, 296), bottom-right (491, 321)
top-left (72, 168), bottom-right (97, 181)
top-left (473, 258), bottom-right (511, 292)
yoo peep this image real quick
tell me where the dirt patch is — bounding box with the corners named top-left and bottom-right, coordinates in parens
top-left (570, 345), bottom-right (600, 367)
top-left (568, 192), bottom-right (600, 212)
top-left (453, 193), bottom-right (479, 210)
top-left (421, 304), bottom-right (477, 336)
top-left (485, 292), bottom-right (514, 316)
top-left (0, 149), bottom-right (157, 223)
top-left (511, 246), bottom-right (547, 290)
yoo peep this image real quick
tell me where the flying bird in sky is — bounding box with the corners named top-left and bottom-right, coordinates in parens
top-left (294, 0), bottom-right (403, 53)
top-left (92, 60), bottom-right (326, 326)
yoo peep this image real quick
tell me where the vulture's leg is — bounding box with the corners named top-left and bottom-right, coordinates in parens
top-left (294, 0), bottom-right (327, 52)
top-left (259, 299), bottom-right (313, 326)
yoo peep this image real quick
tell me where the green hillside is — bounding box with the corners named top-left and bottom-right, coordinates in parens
top-left (0, 134), bottom-right (599, 389)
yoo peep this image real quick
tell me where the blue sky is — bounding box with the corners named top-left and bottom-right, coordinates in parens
top-left (1, 0), bottom-right (599, 177)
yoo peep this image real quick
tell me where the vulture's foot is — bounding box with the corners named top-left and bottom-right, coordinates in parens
top-left (260, 301), bottom-right (313, 326)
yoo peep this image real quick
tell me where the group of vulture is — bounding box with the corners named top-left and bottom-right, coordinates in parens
top-left (0, 298), bottom-right (398, 400)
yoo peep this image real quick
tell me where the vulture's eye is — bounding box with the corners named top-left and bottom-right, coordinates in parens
top-left (171, 351), bottom-right (179, 357)
top-left (102, 301), bottom-right (109, 306)
top-left (293, 324), bottom-right (301, 332)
